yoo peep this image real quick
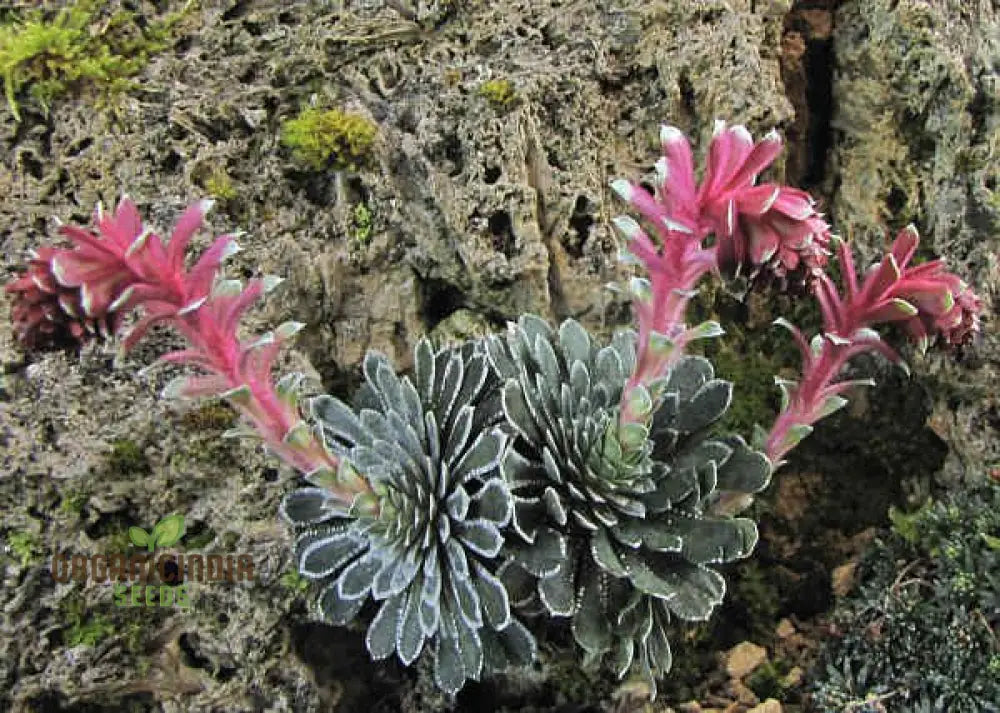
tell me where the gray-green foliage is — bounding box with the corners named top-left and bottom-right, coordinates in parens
top-left (280, 340), bottom-right (536, 694)
top-left (281, 316), bottom-right (771, 695)
top-left (486, 315), bottom-right (771, 693)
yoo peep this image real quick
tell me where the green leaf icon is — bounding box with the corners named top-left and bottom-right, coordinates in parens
top-left (129, 526), bottom-right (151, 549)
top-left (152, 514), bottom-right (185, 550)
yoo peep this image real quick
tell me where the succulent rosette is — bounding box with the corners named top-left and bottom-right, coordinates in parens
top-left (485, 315), bottom-right (771, 691)
top-left (281, 340), bottom-right (535, 694)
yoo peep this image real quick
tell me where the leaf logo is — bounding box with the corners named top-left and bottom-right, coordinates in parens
top-left (128, 514), bottom-right (185, 552)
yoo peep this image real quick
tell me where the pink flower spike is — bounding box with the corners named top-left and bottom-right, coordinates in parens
top-left (4, 197), bottom-right (371, 509)
top-left (654, 122), bottom-right (832, 282)
top-left (763, 224), bottom-right (982, 465)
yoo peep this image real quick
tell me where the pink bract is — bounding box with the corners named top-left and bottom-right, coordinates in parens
top-left (650, 121), bottom-right (832, 281)
top-left (765, 226), bottom-right (983, 464)
top-left (5, 198), bottom-right (362, 506)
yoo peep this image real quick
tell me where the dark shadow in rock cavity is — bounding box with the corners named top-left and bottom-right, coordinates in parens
top-left (291, 621), bottom-right (405, 713)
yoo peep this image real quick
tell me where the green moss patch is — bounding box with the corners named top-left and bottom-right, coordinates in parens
top-left (281, 106), bottom-right (378, 171)
top-left (0, 0), bottom-right (192, 120)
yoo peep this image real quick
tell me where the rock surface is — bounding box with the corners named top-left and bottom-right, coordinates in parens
top-left (0, 0), bottom-right (996, 711)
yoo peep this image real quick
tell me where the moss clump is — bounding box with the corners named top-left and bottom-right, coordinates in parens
top-left (181, 402), bottom-right (235, 431)
top-left (280, 107), bottom-right (378, 171)
top-left (708, 342), bottom-right (781, 436)
top-left (201, 166), bottom-right (238, 201)
top-left (107, 438), bottom-right (149, 476)
top-left (0, 0), bottom-right (192, 121)
top-left (350, 202), bottom-right (373, 248)
top-left (6, 530), bottom-right (41, 566)
top-left (63, 595), bottom-right (115, 647)
top-left (478, 78), bottom-right (516, 108)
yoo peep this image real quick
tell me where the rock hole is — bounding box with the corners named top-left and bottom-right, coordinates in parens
top-left (19, 152), bottom-right (44, 180)
top-left (183, 520), bottom-right (215, 549)
top-left (173, 35), bottom-right (193, 54)
top-left (781, 3), bottom-right (836, 188)
top-left (161, 150), bottom-right (182, 173)
top-left (84, 510), bottom-right (138, 541)
top-left (484, 164), bottom-right (502, 184)
top-left (238, 65), bottom-right (257, 84)
top-left (419, 278), bottom-right (466, 329)
top-left (886, 186), bottom-right (908, 217)
top-left (802, 38), bottom-right (834, 185)
top-left (222, 0), bottom-right (251, 21)
top-left (291, 622), bottom-right (399, 710)
top-left (545, 147), bottom-right (565, 171)
top-left (67, 137), bottom-right (93, 157)
top-left (345, 176), bottom-right (369, 204)
top-left (678, 70), bottom-right (696, 117)
top-left (439, 133), bottom-right (464, 177)
top-left (567, 195), bottom-right (594, 258)
top-left (488, 210), bottom-right (517, 258)
top-left (178, 632), bottom-right (237, 682)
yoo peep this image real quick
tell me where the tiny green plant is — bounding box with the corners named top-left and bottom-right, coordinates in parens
top-left (350, 202), bottom-right (373, 248)
top-left (128, 514), bottom-right (185, 553)
top-left (7, 530), bottom-right (41, 566)
top-left (279, 569), bottom-right (310, 594)
top-left (63, 595), bottom-right (115, 647)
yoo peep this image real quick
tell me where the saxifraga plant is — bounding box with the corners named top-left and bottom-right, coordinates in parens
top-left (282, 341), bottom-right (536, 692)
top-left (487, 315), bottom-right (770, 691)
top-left (3, 120), bottom-right (982, 697)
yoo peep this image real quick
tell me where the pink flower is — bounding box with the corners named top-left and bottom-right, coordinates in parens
top-left (610, 121), bottom-right (833, 428)
top-left (765, 226), bottom-right (983, 464)
top-left (5, 199), bottom-right (235, 350)
top-left (657, 121), bottom-right (832, 281)
top-left (5, 198), bottom-right (366, 506)
top-left (5, 245), bottom-right (123, 349)
top-left (815, 226), bottom-right (983, 352)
